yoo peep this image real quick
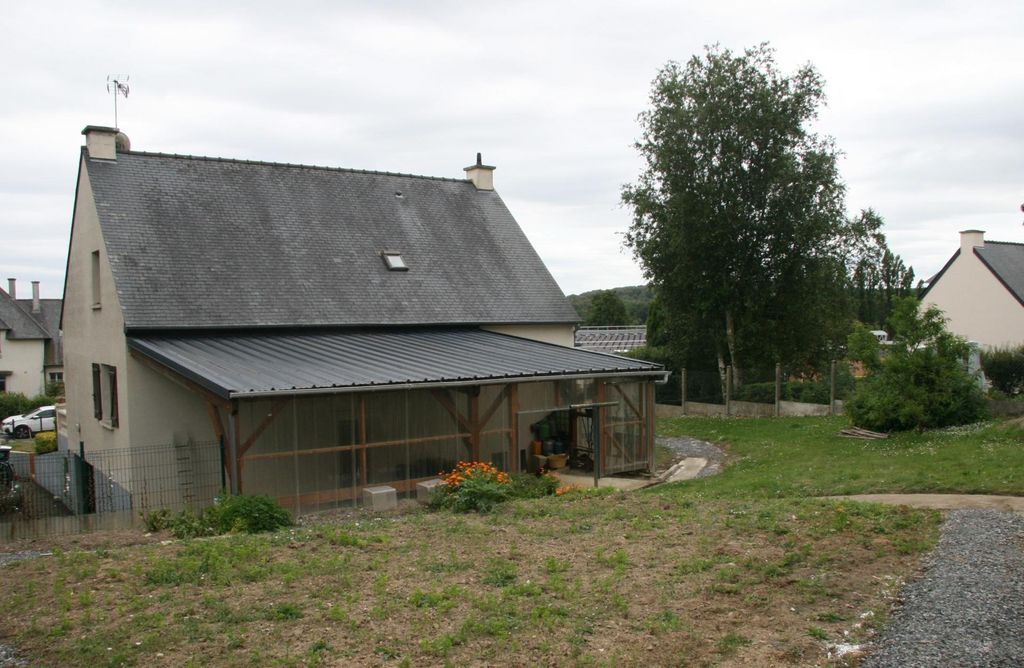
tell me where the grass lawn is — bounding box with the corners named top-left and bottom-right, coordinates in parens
top-left (655, 416), bottom-right (1024, 499)
top-left (6, 415), bottom-right (1021, 666)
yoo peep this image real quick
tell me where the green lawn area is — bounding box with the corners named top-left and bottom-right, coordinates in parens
top-left (5, 415), bottom-right (1021, 666)
top-left (654, 416), bottom-right (1024, 499)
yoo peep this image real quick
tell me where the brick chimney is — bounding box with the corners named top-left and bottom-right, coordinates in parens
top-left (82, 125), bottom-right (130, 160)
top-left (464, 153), bottom-right (496, 190)
top-left (960, 229), bottom-right (985, 253)
top-left (6, 278), bottom-right (14, 299)
top-left (31, 281), bottom-right (40, 314)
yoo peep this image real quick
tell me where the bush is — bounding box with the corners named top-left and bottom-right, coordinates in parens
top-left (209, 494), bottom-right (292, 534)
top-left (433, 461), bottom-right (511, 513)
top-left (33, 432), bottom-right (57, 454)
top-left (140, 494), bottom-right (292, 539)
top-left (847, 298), bottom-right (987, 432)
top-left (0, 393), bottom-right (57, 421)
top-left (981, 346), bottom-right (1024, 397)
top-left (507, 472), bottom-right (559, 499)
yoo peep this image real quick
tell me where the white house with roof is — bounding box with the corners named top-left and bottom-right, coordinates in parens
top-left (62, 126), bottom-right (664, 513)
top-left (920, 230), bottom-right (1024, 349)
top-left (0, 279), bottom-right (63, 397)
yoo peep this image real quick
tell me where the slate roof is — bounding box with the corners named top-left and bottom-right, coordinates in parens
top-left (975, 242), bottom-right (1024, 306)
top-left (17, 299), bottom-right (63, 364)
top-left (83, 150), bottom-right (580, 331)
top-left (0, 291), bottom-right (50, 340)
top-left (128, 328), bottom-right (664, 399)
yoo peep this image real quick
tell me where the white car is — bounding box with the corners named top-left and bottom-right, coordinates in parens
top-left (2, 405), bottom-right (56, 439)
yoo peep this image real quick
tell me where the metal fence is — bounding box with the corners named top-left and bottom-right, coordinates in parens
top-left (659, 360), bottom-right (857, 417)
top-left (0, 440), bottom-right (223, 541)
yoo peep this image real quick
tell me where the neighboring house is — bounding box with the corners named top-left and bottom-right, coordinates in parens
top-left (920, 230), bottom-right (1024, 349)
top-left (62, 125), bottom-right (665, 513)
top-left (575, 326), bottom-right (647, 354)
top-left (0, 279), bottom-right (63, 397)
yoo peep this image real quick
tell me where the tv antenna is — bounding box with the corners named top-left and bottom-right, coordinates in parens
top-left (106, 76), bottom-right (130, 128)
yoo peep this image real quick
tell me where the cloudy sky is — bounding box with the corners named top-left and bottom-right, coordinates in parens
top-left (2, 1), bottom-right (1021, 299)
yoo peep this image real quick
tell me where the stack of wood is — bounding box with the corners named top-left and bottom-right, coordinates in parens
top-left (839, 426), bottom-right (888, 440)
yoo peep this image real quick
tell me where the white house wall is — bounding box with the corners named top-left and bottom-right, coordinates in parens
top-left (62, 160), bottom-right (131, 452)
top-left (0, 334), bottom-right (46, 396)
top-left (125, 354), bottom-right (216, 448)
top-left (923, 251), bottom-right (1024, 348)
top-left (482, 324), bottom-right (575, 347)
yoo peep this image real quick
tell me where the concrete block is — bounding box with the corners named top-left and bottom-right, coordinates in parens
top-left (416, 478), bottom-right (444, 504)
top-left (362, 485), bottom-right (398, 511)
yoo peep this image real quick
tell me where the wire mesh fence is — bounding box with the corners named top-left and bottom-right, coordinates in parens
top-left (0, 440), bottom-right (222, 541)
top-left (658, 360), bottom-right (858, 417)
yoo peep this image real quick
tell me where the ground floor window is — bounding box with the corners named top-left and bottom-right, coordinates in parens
top-left (48, 371), bottom-right (64, 382)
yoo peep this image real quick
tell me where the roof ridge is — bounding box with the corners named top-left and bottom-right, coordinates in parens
top-left (120, 150), bottom-right (473, 184)
top-left (982, 240), bottom-right (1024, 248)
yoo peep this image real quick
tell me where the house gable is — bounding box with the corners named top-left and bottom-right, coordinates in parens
top-left (922, 232), bottom-right (1024, 348)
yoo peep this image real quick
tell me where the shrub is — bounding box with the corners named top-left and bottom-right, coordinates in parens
top-left (209, 494), bottom-right (292, 534)
top-left (507, 472), bottom-right (559, 499)
top-left (981, 346), bottom-right (1024, 397)
top-left (0, 393), bottom-right (31, 421)
top-left (141, 508), bottom-right (173, 533)
top-left (433, 461), bottom-right (510, 513)
top-left (0, 393), bottom-right (57, 421)
top-left (33, 432), bottom-right (57, 454)
top-left (141, 495), bottom-right (292, 539)
top-left (847, 298), bottom-right (987, 431)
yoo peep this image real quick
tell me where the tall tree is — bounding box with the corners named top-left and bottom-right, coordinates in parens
top-left (586, 290), bottom-right (630, 326)
top-left (622, 44), bottom-right (855, 380)
top-left (847, 209), bottom-right (915, 328)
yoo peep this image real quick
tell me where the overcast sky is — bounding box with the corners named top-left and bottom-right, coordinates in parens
top-left (2, 1), bottom-right (1022, 299)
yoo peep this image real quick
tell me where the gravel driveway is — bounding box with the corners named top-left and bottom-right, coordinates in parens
top-left (862, 508), bottom-right (1024, 667)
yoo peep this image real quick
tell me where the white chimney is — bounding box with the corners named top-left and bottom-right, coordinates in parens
top-left (82, 125), bottom-right (129, 160)
top-left (31, 281), bottom-right (40, 313)
top-left (464, 152), bottom-right (496, 191)
top-left (960, 229), bottom-right (985, 253)
top-left (6, 278), bottom-right (14, 299)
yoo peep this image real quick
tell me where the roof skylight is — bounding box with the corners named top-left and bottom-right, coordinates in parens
top-left (382, 252), bottom-right (408, 271)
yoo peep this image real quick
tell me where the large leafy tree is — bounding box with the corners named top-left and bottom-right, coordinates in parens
top-left (586, 290), bottom-right (630, 326)
top-left (623, 44), bottom-right (856, 380)
top-left (847, 209), bottom-right (916, 328)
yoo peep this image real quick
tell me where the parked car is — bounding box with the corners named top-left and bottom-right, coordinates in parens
top-left (2, 405), bottom-right (56, 439)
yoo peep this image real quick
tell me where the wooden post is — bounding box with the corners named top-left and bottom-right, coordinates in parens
top-left (680, 368), bottom-right (687, 416)
top-left (508, 383), bottom-right (519, 473)
top-left (469, 392), bottom-right (481, 461)
top-left (725, 366), bottom-right (732, 417)
top-left (359, 396), bottom-right (367, 485)
top-left (595, 381), bottom-right (606, 487)
top-left (774, 362), bottom-right (781, 418)
top-left (829, 360), bottom-right (837, 416)
top-left (645, 382), bottom-right (656, 473)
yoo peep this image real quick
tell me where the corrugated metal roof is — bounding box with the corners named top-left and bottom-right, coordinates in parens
top-left (575, 326), bottom-right (647, 353)
top-left (128, 328), bottom-right (663, 399)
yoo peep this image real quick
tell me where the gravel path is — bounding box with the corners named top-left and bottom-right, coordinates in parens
top-left (656, 436), bottom-right (727, 478)
top-left (863, 509), bottom-right (1024, 667)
